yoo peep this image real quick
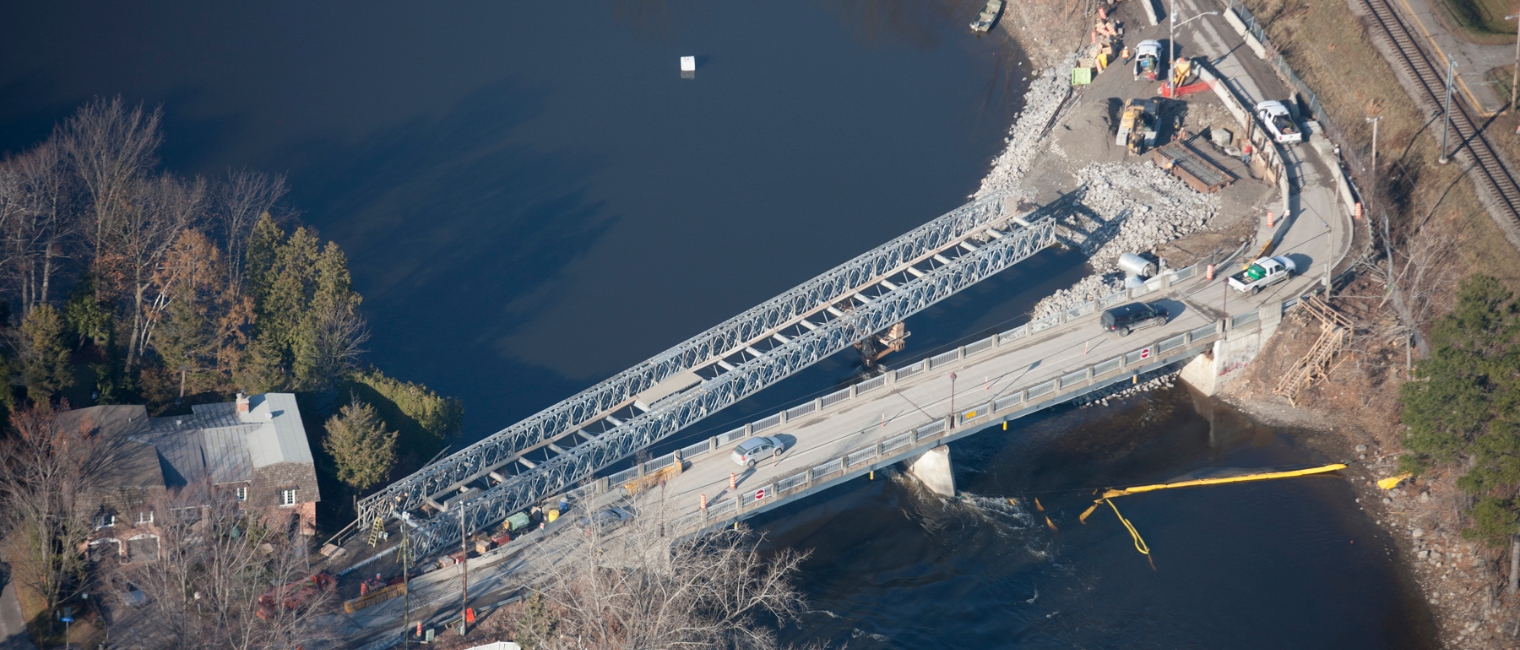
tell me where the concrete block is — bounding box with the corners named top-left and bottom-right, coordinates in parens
top-left (1244, 32), bottom-right (1268, 60)
top-left (1178, 341), bottom-right (1220, 396)
top-left (1223, 8), bottom-right (1249, 36)
top-left (905, 446), bottom-right (955, 497)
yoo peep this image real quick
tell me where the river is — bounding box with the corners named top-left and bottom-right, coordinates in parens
top-left (0, 1), bottom-right (1436, 647)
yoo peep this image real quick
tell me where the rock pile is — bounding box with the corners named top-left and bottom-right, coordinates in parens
top-left (973, 55), bottom-right (1079, 200)
top-left (1030, 162), bottom-right (1219, 318)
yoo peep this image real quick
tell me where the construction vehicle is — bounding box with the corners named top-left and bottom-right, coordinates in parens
top-left (1115, 98), bottom-right (1158, 155)
top-left (1170, 57), bottom-right (1195, 88)
top-left (1227, 256), bottom-right (1297, 293)
top-left (1133, 40), bottom-right (1161, 81)
top-left (256, 572), bottom-right (335, 620)
top-left (856, 322), bottom-right (909, 368)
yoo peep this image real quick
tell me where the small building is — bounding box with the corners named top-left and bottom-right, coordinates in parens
top-left (74, 393), bottom-right (321, 561)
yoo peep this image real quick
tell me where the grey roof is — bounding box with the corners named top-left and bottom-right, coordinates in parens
top-left (74, 393), bottom-right (314, 491)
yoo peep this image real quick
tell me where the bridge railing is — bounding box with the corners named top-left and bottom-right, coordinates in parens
top-left (565, 261), bottom-right (1258, 513)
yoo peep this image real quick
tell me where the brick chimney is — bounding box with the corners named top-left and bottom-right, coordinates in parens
top-left (235, 392), bottom-right (250, 414)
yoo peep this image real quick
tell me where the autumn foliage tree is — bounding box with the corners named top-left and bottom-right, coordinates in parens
top-left (143, 230), bottom-right (253, 397)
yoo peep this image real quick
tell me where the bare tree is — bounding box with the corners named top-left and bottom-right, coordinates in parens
top-left (10, 137), bottom-right (82, 313)
top-left (524, 512), bottom-right (810, 650)
top-left (105, 173), bottom-right (205, 370)
top-left (0, 403), bottom-right (105, 624)
top-left (58, 96), bottom-right (163, 279)
top-left (309, 296), bottom-right (369, 388)
top-left (108, 485), bottom-right (337, 650)
top-left (213, 169), bottom-right (288, 291)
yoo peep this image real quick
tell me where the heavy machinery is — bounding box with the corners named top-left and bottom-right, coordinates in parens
top-left (1171, 57), bottom-right (1195, 88)
top-left (1133, 40), bottom-right (1161, 81)
top-left (856, 322), bottom-right (909, 368)
top-left (1115, 98), bottom-right (1159, 155)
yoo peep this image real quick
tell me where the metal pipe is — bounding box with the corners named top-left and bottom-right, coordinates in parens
top-left (1440, 60), bottom-right (1455, 164)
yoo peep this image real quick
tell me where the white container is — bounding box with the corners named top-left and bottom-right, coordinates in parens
top-left (1117, 252), bottom-right (1156, 278)
top-left (680, 56), bottom-right (696, 72)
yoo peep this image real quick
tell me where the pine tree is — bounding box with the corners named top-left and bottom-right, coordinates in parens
top-left (1400, 275), bottom-right (1520, 547)
top-left (21, 304), bottom-right (74, 402)
top-left (513, 591), bottom-right (556, 650)
top-left (322, 397), bottom-right (397, 490)
top-left (235, 335), bottom-right (287, 394)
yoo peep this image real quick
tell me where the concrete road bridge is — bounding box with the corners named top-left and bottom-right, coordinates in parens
top-left (336, 1), bottom-right (1363, 642)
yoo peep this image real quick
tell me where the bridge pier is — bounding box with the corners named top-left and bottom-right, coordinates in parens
top-left (904, 445), bottom-right (955, 497)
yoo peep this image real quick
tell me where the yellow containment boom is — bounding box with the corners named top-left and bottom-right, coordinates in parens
top-left (1377, 472), bottom-right (1411, 490)
top-left (1077, 463), bottom-right (1348, 565)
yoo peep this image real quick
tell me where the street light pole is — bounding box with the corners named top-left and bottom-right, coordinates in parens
top-left (949, 372), bottom-right (958, 427)
top-left (459, 507), bottom-right (469, 637)
top-left (1168, 9), bottom-right (1220, 91)
top-left (1440, 60), bottom-right (1455, 164)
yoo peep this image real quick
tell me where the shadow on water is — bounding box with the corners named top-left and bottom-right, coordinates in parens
top-left (750, 386), bottom-right (1439, 650)
top-left (274, 78), bottom-right (615, 430)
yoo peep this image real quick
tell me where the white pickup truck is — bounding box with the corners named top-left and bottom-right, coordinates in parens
top-left (1227, 256), bottom-right (1296, 293)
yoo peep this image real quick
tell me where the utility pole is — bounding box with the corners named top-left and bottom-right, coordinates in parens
top-left (1440, 60), bottom-right (1456, 164)
top-left (402, 518), bottom-right (411, 650)
top-left (1365, 116), bottom-right (1380, 183)
top-left (459, 507), bottom-right (469, 636)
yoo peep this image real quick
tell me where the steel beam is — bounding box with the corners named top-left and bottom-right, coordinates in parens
top-left (356, 194), bottom-right (1022, 529)
top-left (396, 213), bottom-right (1058, 557)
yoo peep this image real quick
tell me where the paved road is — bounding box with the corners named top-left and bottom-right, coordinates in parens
top-left (0, 578), bottom-right (37, 650)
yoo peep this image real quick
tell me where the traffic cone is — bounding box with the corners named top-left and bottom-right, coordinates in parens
top-left (1267, 211), bottom-right (1275, 228)
top-left (1206, 263), bottom-right (1215, 281)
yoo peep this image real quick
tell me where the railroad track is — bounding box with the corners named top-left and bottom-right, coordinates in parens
top-left (1359, 0), bottom-right (1520, 231)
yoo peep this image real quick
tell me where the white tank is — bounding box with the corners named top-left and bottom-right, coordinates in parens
top-left (1117, 252), bottom-right (1156, 278)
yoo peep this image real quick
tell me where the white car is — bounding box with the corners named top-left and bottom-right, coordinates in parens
top-left (731, 436), bottom-right (784, 468)
top-left (1256, 100), bottom-right (1302, 144)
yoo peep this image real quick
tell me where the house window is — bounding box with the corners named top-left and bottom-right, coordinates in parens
top-left (235, 486), bottom-right (248, 502)
top-left (135, 511), bottom-right (153, 525)
top-left (95, 514), bottom-right (115, 529)
top-left (279, 489), bottom-right (298, 506)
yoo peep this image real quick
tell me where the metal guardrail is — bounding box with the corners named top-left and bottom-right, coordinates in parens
top-left (929, 349), bottom-right (960, 369)
top-left (1000, 326), bottom-right (1028, 344)
top-left (963, 336), bottom-right (995, 357)
top-left (786, 401), bottom-right (817, 421)
top-left (1157, 334), bottom-right (1187, 354)
top-left (1029, 314), bottom-right (1060, 333)
top-left (1232, 310), bottom-right (1260, 328)
top-left (895, 360), bottom-right (927, 381)
top-left (752, 413), bottom-right (784, 433)
top-left (820, 387), bottom-right (852, 409)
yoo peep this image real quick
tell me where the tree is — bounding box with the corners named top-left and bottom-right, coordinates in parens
top-left (0, 403), bottom-right (102, 628)
top-left (301, 243), bottom-right (367, 389)
top-left (103, 173), bottom-right (204, 370)
top-left (1399, 275), bottom-right (1520, 587)
top-left (234, 334), bottom-right (287, 394)
top-left (322, 397), bottom-right (397, 490)
top-left (58, 96), bottom-right (162, 277)
top-left (63, 272), bottom-right (114, 349)
top-left (7, 137), bottom-right (81, 313)
top-left (142, 230), bottom-right (253, 396)
top-left (109, 485), bottom-right (337, 650)
top-left (525, 516), bottom-right (809, 650)
top-left (212, 169), bottom-right (287, 292)
top-left (21, 304), bottom-right (74, 402)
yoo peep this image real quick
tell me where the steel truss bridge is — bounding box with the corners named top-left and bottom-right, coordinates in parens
top-left (359, 192), bottom-right (1066, 557)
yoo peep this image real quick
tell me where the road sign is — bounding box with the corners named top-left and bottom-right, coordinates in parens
top-left (755, 488), bottom-right (766, 500)
top-left (1140, 347), bottom-right (1151, 360)
top-left (61, 617), bottom-right (73, 623)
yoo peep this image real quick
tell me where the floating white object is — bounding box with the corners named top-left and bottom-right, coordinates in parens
top-left (680, 56), bottom-right (696, 72)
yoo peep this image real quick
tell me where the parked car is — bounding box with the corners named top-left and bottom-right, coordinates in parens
top-left (731, 436), bottom-right (785, 468)
top-left (1227, 256), bottom-right (1297, 293)
top-left (1256, 100), bottom-right (1302, 144)
top-left (1100, 302), bottom-right (1168, 337)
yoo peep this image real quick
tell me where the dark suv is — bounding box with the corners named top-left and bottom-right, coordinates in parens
top-left (1100, 302), bottom-right (1167, 336)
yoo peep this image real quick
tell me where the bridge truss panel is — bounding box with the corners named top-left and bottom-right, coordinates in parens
top-left (396, 215), bottom-right (1059, 558)
top-left (356, 193), bottom-right (1020, 528)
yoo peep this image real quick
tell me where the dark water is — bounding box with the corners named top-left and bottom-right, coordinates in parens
top-left (757, 388), bottom-right (1439, 649)
top-left (0, 2), bottom-right (1437, 647)
top-left (0, 0), bottom-right (1027, 435)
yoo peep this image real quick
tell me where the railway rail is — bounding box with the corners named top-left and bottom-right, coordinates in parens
top-left (1358, 0), bottom-right (1520, 239)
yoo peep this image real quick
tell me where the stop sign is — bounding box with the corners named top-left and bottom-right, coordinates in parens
top-left (1140, 347), bottom-right (1151, 360)
top-left (755, 488), bottom-right (766, 500)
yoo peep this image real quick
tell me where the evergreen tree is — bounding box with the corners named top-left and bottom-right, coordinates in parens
top-left (513, 591), bottom-right (556, 650)
top-left (63, 273), bottom-right (114, 349)
top-left (235, 334), bottom-right (287, 394)
top-left (20, 304), bottom-right (74, 402)
top-left (322, 396), bottom-right (397, 490)
top-left (1400, 275), bottom-right (1520, 547)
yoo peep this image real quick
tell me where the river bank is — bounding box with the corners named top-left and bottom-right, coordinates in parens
top-left (982, 0), bottom-right (1516, 645)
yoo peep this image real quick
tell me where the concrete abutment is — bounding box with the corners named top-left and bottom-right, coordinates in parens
top-left (904, 445), bottom-right (955, 497)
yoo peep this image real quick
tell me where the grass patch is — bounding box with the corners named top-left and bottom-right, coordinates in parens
top-left (1430, 0), bottom-right (1517, 43)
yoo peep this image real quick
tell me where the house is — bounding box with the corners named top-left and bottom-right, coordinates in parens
top-left (73, 393), bottom-right (321, 560)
